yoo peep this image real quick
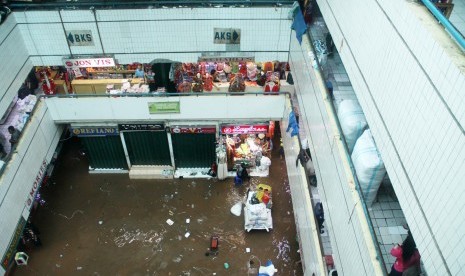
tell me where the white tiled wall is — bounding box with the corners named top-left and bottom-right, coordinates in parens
top-left (289, 33), bottom-right (384, 275)
top-left (14, 7), bottom-right (292, 66)
top-left (317, 0), bottom-right (465, 274)
top-left (0, 15), bottom-right (32, 117)
top-left (0, 102), bottom-right (63, 274)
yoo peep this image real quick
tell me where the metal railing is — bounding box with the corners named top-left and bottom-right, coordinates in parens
top-left (9, 0), bottom-right (294, 10)
top-left (420, 0), bottom-right (465, 50)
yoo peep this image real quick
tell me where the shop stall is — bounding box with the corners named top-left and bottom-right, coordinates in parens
top-left (170, 125), bottom-right (217, 168)
top-left (221, 122), bottom-right (274, 177)
top-left (71, 126), bottom-right (128, 170)
top-left (120, 124), bottom-right (171, 166)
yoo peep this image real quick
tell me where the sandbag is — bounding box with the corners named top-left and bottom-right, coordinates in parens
top-left (338, 100), bottom-right (368, 153)
top-left (351, 129), bottom-right (386, 206)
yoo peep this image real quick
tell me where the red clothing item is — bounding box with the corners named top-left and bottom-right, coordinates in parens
top-left (390, 245), bottom-right (421, 272)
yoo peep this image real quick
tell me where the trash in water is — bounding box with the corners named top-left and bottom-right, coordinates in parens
top-left (224, 262), bottom-right (230, 269)
top-left (185, 232), bottom-right (190, 238)
top-left (98, 221), bottom-right (103, 225)
top-left (77, 267), bottom-right (82, 270)
top-left (60, 254), bottom-right (63, 258)
top-left (169, 210), bottom-right (174, 216)
top-left (213, 273), bottom-right (217, 275)
top-left (56, 264), bottom-right (61, 268)
top-left (230, 202), bottom-right (242, 216)
top-left (172, 256), bottom-right (182, 263)
top-left (246, 248), bottom-right (251, 253)
top-left (166, 219), bottom-right (174, 226)
top-left (186, 218), bottom-right (190, 224)
top-left (191, 204), bottom-right (195, 208)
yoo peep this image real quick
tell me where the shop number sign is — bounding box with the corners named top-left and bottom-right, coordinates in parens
top-left (221, 125), bottom-right (269, 134)
top-left (63, 58), bottom-right (115, 68)
top-left (214, 28), bottom-right (241, 44)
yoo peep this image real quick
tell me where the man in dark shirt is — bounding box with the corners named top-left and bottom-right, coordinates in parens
top-left (8, 126), bottom-right (21, 147)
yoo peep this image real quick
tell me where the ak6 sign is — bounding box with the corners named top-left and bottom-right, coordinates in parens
top-left (66, 30), bottom-right (94, 46)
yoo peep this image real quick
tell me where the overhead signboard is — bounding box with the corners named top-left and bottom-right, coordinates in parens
top-left (214, 28), bottom-right (241, 44)
top-left (70, 127), bottom-right (119, 136)
top-left (198, 56), bottom-right (254, 62)
top-left (63, 57), bottom-right (115, 68)
top-left (25, 159), bottom-right (47, 209)
top-left (66, 30), bottom-right (94, 46)
top-left (119, 124), bottom-right (165, 131)
top-left (221, 124), bottom-right (269, 134)
top-left (171, 126), bottom-right (216, 134)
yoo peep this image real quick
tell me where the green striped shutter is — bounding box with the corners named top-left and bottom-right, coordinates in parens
top-left (123, 131), bottom-right (171, 165)
top-left (171, 133), bottom-right (216, 168)
top-left (81, 136), bottom-right (128, 169)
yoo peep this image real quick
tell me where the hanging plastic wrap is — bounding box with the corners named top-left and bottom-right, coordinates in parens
top-left (351, 129), bottom-right (386, 206)
top-left (338, 100), bottom-right (368, 153)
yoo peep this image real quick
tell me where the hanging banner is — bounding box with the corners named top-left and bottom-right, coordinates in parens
top-left (119, 124), bottom-right (165, 131)
top-left (221, 124), bottom-right (269, 134)
top-left (1, 217), bottom-right (27, 270)
top-left (198, 56), bottom-right (254, 62)
top-left (63, 57), bottom-right (115, 68)
top-left (70, 127), bottom-right (119, 136)
top-left (25, 159), bottom-right (47, 209)
top-left (171, 126), bottom-right (216, 134)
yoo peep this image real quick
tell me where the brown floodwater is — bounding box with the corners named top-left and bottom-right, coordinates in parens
top-left (14, 137), bottom-right (303, 276)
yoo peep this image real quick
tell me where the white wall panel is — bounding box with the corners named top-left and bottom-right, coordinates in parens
top-left (44, 95), bottom-right (286, 123)
top-left (14, 7), bottom-right (291, 64)
top-left (317, 0), bottom-right (465, 274)
top-left (0, 15), bottom-right (32, 116)
top-left (0, 102), bottom-right (63, 274)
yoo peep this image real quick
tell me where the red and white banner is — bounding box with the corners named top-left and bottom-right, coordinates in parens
top-left (63, 58), bottom-right (115, 68)
top-left (221, 124), bottom-right (269, 134)
top-left (171, 126), bottom-right (216, 134)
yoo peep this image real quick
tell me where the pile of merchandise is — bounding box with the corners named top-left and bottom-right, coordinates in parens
top-left (244, 184), bottom-right (273, 232)
top-left (173, 61), bottom-right (289, 93)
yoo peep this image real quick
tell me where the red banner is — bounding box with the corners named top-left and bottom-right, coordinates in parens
top-left (171, 126), bottom-right (216, 134)
top-left (221, 124), bottom-right (269, 134)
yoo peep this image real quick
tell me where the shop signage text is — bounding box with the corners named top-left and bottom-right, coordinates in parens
top-left (148, 102), bottom-right (180, 114)
top-left (214, 28), bottom-right (241, 44)
top-left (71, 127), bottom-right (119, 136)
top-left (221, 124), bottom-right (269, 134)
top-left (63, 58), bottom-right (115, 68)
top-left (1, 217), bottom-right (26, 269)
top-left (25, 159), bottom-right (47, 209)
top-left (198, 56), bottom-right (254, 62)
top-left (66, 30), bottom-right (94, 46)
top-left (119, 124), bottom-right (165, 131)
top-left (171, 126), bottom-right (216, 134)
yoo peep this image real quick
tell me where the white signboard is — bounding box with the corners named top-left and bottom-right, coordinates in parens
top-left (214, 28), bottom-right (241, 44)
top-left (63, 58), bottom-right (115, 68)
top-left (66, 30), bottom-right (94, 46)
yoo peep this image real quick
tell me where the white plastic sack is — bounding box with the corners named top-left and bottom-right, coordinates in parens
top-left (259, 156), bottom-right (271, 170)
top-left (351, 130), bottom-right (386, 206)
top-left (259, 263), bottom-right (276, 276)
top-left (230, 202), bottom-right (242, 216)
top-left (338, 100), bottom-right (368, 153)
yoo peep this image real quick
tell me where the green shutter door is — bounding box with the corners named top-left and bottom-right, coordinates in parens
top-left (81, 136), bottom-right (128, 169)
top-left (171, 133), bottom-right (216, 168)
top-left (123, 131), bottom-right (171, 165)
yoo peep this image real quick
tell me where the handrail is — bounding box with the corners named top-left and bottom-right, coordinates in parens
top-left (42, 91), bottom-right (290, 98)
top-left (9, 0), bottom-right (294, 10)
top-left (420, 0), bottom-right (465, 50)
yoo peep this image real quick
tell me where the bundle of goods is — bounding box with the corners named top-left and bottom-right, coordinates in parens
top-left (192, 73), bottom-right (204, 92)
top-left (228, 73), bottom-right (246, 92)
top-left (176, 72), bottom-right (193, 92)
top-left (14, 95), bottom-right (38, 131)
top-left (338, 100), bottom-right (368, 153)
top-left (264, 72), bottom-right (281, 93)
top-left (244, 184), bottom-right (273, 232)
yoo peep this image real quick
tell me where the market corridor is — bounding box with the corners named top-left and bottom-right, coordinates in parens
top-left (14, 137), bottom-right (302, 275)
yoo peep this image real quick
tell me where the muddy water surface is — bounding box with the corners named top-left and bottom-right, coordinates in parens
top-left (15, 139), bottom-right (302, 275)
